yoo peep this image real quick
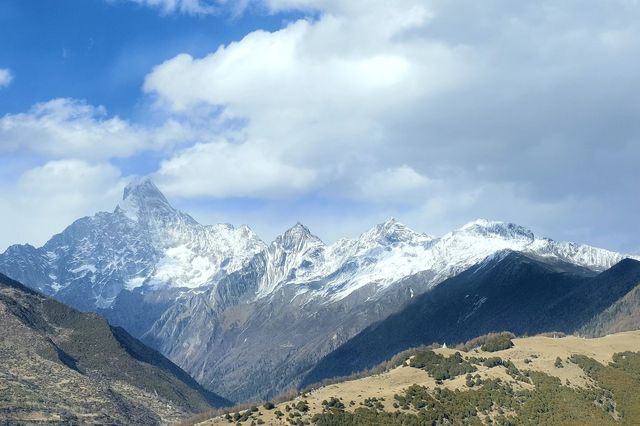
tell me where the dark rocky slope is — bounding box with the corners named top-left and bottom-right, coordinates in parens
top-left (303, 253), bottom-right (640, 387)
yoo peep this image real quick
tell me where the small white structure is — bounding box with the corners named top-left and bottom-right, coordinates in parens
top-left (442, 343), bottom-right (447, 349)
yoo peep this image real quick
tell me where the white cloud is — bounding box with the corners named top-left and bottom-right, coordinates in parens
top-left (144, 2), bottom-right (466, 198)
top-left (0, 68), bottom-right (12, 88)
top-left (351, 166), bottom-right (432, 203)
top-left (144, 10), bottom-right (461, 114)
top-left (0, 98), bottom-right (192, 160)
top-left (121, 0), bottom-right (226, 15)
top-left (155, 140), bottom-right (319, 198)
top-left (0, 160), bottom-right (125, 249)
top-left (18, 159), bottom-right (122, 197)
top-left (141, 0), bottom-right (640, 252)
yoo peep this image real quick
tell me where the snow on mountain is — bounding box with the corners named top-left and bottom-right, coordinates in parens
top-left (251, 218), bottom-right (436, 299)
top-left (257, 223), bottom-right (325, 298)
top-left (0, 177), bottom-right (634, 311)
top-left (112, 179), bottom-right (266, 294)
top-left (0, 178), bottom-right (265, 308)
top-left (249, 217), bottom-right (634, 303)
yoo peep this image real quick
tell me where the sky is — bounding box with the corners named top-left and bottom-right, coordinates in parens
top-left (0, 0), bottom-right (639, 253)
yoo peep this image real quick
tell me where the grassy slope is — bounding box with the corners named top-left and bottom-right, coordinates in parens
top-left (0, 273), bottom-right (230, 425)
top-left (196, 331), bottom-right (640, 426)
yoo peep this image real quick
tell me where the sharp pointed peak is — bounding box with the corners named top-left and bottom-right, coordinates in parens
top-left (362, 217), bottom-right (433, 245)
top-left (460, 218), bottom-right (500, 229)
top-left (122, 177), bottom-right (167, 203)
top-left (275, 222), bottom-right (324, 247)
top-left (457, 218), bottom-right (535, 240)
top-left (116, 176), bottom-right (191, 223)
top-left (291, 221), bottom-right (309, 230)
top-left (283, 222), bottom-right (313, 238)
top-left (379, 217), bottom-right (407, 229)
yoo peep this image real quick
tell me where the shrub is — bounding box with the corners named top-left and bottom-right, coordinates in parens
top-left (462, 332), bottom-right (516, 352)
top-left (481, 335), bottom-right (514, 352)
top-left (409, 350), bottom-right (476, 380)
top-left (484, 357), bottom-right (503, 368)
top-left (294, 400), bottom-right (309, 412)
top-left (322, 397), bottom-right (345, 410)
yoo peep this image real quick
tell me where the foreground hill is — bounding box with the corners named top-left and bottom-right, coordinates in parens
top-left (0, 273), bottom-right (230, 425)
top-left (196, 331), bottom-right (640, 425)
top-left (303, 253), bottom-right (640, 386)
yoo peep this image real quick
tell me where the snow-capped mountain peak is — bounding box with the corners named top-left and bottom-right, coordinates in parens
top-left (457, 219), bottom-right (535, 241)
top-left (279, 222), bottom-right (323, 249)
top-left (123, 176), bottom-right (167, 204)
top-left (252, 223), bottom-right (327, 297)
top-left (1, 177), bottom-right (637, 312)
top-left (361, 217), bottom-right (434, 247)
top-left (0, 178), bottom-right (266, 307)
top-left (116, 177), bottom-right (197, 226)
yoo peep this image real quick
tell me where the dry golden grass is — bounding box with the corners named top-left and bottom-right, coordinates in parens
top-left (195, 330), bottom-right (640, 426)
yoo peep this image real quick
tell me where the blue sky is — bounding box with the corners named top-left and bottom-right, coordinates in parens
top-left (0, 0), bottom-right (639, 254)
top-left (0, 0), bottom-right (292, 116)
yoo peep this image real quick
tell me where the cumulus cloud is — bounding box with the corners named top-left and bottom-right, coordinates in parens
top-left (18, 159), bottom-right (122, 198)
top-left (0, 98), bottom-right (193, 160)
top-left (155, 140), bottom-right (319, 198)
top-left (0, 68), bottom-right (12, 88)
top-left (143, 2), bottom-right (466, 201)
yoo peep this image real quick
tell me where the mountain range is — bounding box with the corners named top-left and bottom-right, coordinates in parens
top-left (1, 177), bottom-right (637, 401)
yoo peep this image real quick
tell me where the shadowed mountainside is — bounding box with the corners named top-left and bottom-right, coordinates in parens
top-left (303, 253), bottom-right (640, 387)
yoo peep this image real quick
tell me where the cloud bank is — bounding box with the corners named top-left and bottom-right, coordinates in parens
top-left (2, 0), bottom-right (640, 254)
top-left (141, 0), bottom-right (640, 250)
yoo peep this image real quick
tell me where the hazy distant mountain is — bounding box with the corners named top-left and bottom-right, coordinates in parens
top-left (302, 254), bottom-right (640, 387)
top-left (0, 273), bottom-right (229, 425)
top-left (1, 178), bottom-right (636, 401)
top-left (580, 281), bottom-right (640, 337)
